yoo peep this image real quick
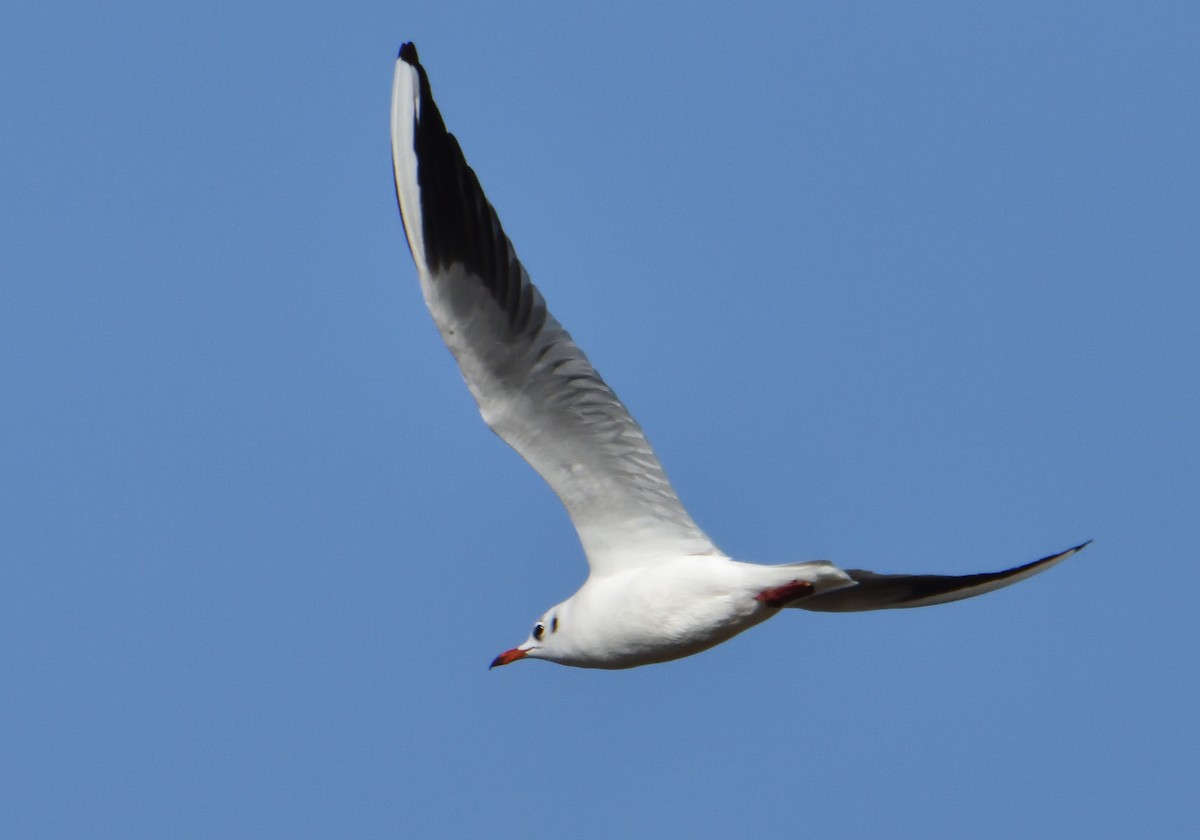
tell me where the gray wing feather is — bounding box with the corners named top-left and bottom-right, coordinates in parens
top-left (391, 46), bottom-right (718, 573)
top-left (795, 541), bottom-right (1090, 612)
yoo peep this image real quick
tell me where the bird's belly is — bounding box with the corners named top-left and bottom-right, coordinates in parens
top-left (567, 580), bottom-right (771, 670)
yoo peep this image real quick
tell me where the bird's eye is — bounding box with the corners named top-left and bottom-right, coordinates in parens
top-left (532, 623), bottom-right (544, 640)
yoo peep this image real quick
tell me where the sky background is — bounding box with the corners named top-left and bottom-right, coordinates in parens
top-left (3, 2), bottom-right (1198, 838)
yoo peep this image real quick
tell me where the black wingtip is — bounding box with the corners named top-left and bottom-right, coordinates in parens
top-left (1062, 538), bottom-right (1093, 557)
top-left (399, 41), bottom-right (419, 64)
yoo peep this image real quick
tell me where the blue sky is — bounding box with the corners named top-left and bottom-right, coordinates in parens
top-left (3, 2), bottom-right (1198, 837)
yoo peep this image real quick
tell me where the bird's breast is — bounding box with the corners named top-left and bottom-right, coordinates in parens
top-left (564, 560), bottom-right (771, 669)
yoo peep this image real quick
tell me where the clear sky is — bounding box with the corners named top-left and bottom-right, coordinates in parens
top-left (3, 2), bottom-right (1198, 838)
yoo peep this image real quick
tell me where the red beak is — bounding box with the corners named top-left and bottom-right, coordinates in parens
top-left (489, 648), bottom-right (528, 669)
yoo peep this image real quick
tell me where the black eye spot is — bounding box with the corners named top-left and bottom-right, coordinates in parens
top-left (532, 623), bottom-right (544, 640)
top-left (551, 616), bottom-right (559, 633)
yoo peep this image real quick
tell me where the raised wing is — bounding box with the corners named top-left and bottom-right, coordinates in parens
top-left (795, 540), bottom-right (1090, 612)
top-left (391, 44), bottom-right (719, 573)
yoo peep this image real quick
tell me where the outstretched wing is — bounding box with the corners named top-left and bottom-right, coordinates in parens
top-left (795, 541), bottom-right (1090, 612)
top-left (391, 44), bottom-right (719, 574)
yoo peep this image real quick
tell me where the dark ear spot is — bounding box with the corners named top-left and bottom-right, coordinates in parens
top-left (550, 616), bottom-right (559, 633)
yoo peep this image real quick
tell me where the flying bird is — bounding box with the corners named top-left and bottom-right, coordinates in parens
top-left (389, 42), bottom-right (1088, 670)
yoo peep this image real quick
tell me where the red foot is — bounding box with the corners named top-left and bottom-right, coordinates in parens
top-left (755, 579), bottom-right (815, 608)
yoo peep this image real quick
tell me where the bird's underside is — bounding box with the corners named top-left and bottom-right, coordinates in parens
top-left (390, 42), bottom-right (1089, 668)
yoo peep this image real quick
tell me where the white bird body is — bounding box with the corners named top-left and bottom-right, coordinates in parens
top-left (524, 558), bottom-right (856, 670)
top-left (389, 43), bottom-right (1088, 670)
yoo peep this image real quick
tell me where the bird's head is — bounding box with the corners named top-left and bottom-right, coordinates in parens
top-left (489, 607), bottom-right (566, 669)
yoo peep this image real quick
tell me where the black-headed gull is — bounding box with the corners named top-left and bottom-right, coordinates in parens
top-left (390, 43), bottom-right (1088, 670)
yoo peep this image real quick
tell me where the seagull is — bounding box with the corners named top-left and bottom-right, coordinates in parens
top-left (390, 42), bottom-right (1088, 670)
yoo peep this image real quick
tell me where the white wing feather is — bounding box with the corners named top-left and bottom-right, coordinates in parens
top-left (391, 48), bottom-right (720, 573)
